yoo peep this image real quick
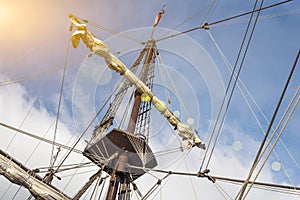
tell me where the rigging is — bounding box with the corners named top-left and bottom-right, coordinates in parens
top-left (50, 28), bottom-right (72, 172)
top-left (201, 0), bottom-right (263, 172)
top-left (237, 49), bottom-right (300, 199)
top-left (128, 166), bottom-right (300, 195)
top-left (155, 0), bottom-right (292, 43)
top-left (244, 89), bottom-right (299, 199)
top-left (208, 30), bottom-right (300, 188)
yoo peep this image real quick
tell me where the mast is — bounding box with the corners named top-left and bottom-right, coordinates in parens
top-left (69, 14), bottom-right (205, 149)
top-left (68, 14), bottom-right (206, 199)
top-left (127, 40), bottom-right (155, 134)
top-left (94, 40), bottom-right (157, 200)
top-left (67, 15), bottom-right (159, 199)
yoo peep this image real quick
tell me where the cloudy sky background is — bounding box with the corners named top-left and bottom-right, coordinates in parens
top-left (0, 0), bottom-right (299, 199)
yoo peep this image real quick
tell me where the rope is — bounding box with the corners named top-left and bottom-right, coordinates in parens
top-left (0, 119), bottom-right (111, 197)
top-left (211, 9), bottom-right (300, 28)
top-left (157, 62), bottom-right (171, 105)
top-left (34, 162), bottom-right (93, 173)
top-left (0, 88), bottom-right (53, 199)
top-left (200, 0), bottom-right (262, 172)
top-left (141, 150), bottom-right (192, 199)
top-left (155, 0), bottom-right (292, 43)
top-left (74, 14), bottom-right (144, 45)
top-left (5, 98), bottom-right (37, 151)
top-left (142, 173), bottom-right (170, 200)
top-left (205, 0), bottom-right (291, 27)
top-left (61, 157), bottom-right (87, 192)
top-left (183, 154), bottom-right (199, 199)
top-left (157, 0), bottom-right (219, 39)
top-left (153, 54), bottom-right (190, 151)
top-left (154, 147), bottom-right (186, 158)
top-left (52, 79), bottom-right (119, 175)
top-left (99, 176), bottom-right (109, 200)
top-left (91, 175), bottom-right (102, 200)
top-left (2, 119), bottom-right (56, 199)
top-left (214, 182), bottom-right (233, 200)
top-left (208, 30), bottom-right (300, 185)
top-left (243, 95), bottom-right (300, 199)
top-left (0, 121), bottom-right (82, 154)
top-left (2, 61), bottom-right (62, 199)
top-left (50, 29), bottom-right (71, 169)
top-left (129, 165), bottom-right (300, 194)
top-left (5, 64), bottom-right (58, 153)
top-left (236, 49), bottom-right (299, 199)
top-left (217, 179), bottom-right (300, 196)
top-left (0, 66), bottom-right (62, 87)
top-left (156, 54), bottom-right (190, 118)
top-left (59, 169), bottom-right (98, 179)
top-left (11, 187), bottom-right (22, 200)
top-left (208, 0), bottom-right (263, 169)
top-left (118, 90), bottom-right (135, 129)
top-left (204, 0), bottom-right (220, 23)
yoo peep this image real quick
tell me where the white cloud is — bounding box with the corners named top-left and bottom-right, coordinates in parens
top-left (0, 61), bottom-right (299, 199)
top-left (0, 75), bottom-right (95, 198)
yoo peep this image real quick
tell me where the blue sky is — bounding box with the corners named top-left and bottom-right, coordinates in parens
top-left (0, 0), bottom-right (300, 199)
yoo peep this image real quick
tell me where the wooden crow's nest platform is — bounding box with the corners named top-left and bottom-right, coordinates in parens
top-left (83, 128), bottom-right (157, 180)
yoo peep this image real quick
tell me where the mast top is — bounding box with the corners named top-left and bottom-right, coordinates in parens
top-left (69, 14), bottom-right (206, 150)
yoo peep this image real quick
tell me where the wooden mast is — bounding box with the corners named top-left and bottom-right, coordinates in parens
top-left (69, 14), bottom-right (205, 149)
top-left (105, 41), bottom-right (156, 200)
top-left (127, 41), bottom-right (155, 134)
top-left (69, 12), bottom-right (205, 199)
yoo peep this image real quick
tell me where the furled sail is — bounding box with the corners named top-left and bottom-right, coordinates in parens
top-left (69, 14), bottom-right (205, 149)
top-left (0, 150), bottom-right (70, 200)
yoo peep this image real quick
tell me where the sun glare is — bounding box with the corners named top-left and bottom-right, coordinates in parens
top-left (0, 6), bottom-right (7, 18)
top-left (0, 3), bottom-right (14, 30)
top-left (0, 4), bottom-right (12, 26)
